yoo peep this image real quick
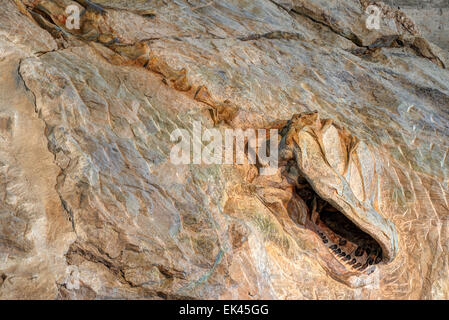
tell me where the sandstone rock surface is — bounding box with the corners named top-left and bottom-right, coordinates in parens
top-left (0, 0), bottom-right (448, 299)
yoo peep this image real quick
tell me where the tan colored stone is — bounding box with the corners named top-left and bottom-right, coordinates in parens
top-left (0, 0), bottom-right (447, 299)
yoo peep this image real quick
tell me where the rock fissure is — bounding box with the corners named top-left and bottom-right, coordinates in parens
top-left (269, 0), bottom-right (445, 68)
top-left (17, 59), bottom-right (78, 234)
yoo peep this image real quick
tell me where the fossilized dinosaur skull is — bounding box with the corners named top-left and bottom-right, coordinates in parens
top-left (252, 112), bottom-right (398, 287)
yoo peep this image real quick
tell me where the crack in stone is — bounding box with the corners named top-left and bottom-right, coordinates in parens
top-left (267, 0), bottom-right (445, 68)
top-left (17, 59), bottom-right (77, 234)
top-left (65, 244), bottom-right (193, 299)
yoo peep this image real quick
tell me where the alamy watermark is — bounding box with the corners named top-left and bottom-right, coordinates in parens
top-left (169, 121), bottom-right (279, 175)
top-left (65, 5), bottom-right (81, 30)
top-left (365, 5), bottom-right (382, 30)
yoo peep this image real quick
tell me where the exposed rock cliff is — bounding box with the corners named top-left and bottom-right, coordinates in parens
top-left (0, 0), bottom-right (448, 299)
top-left (396, 0), bottom-right (449, 51)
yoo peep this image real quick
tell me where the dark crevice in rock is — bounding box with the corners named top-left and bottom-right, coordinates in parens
top-left (73, 0), bottom-right (107, 15)
top-left (290, 8), bottom-right (364, 46)
top-left (65, 243), bottom-right (194, 299)
top-left (0, 273), bottom-right (7, 288)
top-left (268, 0), bottom-right (365, 47)
top-left (238, 31), bottom-right (305, 42)
top-left (59, 194), bottom-right (76, 233)
top-left (66, 244), bottom-right (128, 284)
top-left (268, 0), bottom-right (446, 68)
top-left (156, 265), bottom-right (187, 280)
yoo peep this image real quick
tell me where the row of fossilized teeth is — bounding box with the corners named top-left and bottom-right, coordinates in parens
top-left (317, 230), bottom-right (381, 271)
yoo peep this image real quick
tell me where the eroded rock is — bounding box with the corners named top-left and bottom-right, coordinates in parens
top-left (0, 0), bottom-right (448, 299)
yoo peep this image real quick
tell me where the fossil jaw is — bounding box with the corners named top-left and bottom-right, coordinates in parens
top-left (308, 193), bottom-right (382, 270)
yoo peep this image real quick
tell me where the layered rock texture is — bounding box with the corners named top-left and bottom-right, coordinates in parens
top-left (397, 0), bottom-right (449, 51)
top-left (0, 0), bottom-right (448, 299)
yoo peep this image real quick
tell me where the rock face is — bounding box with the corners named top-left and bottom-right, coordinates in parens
top-left (0, 0), bottom-right (448, 299)
top-left (396, 0), bottom-right (449, 51)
